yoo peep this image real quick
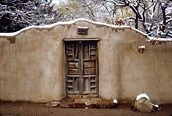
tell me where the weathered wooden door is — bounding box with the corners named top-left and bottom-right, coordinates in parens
top-left (65, 41), bottom-right (98, 95)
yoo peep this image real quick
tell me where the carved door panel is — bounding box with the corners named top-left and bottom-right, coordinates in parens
top-left (65, 41), bottom-right (98, 95)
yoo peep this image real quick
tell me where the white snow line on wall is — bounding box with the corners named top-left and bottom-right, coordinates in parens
top-left (0, 19), bottom-right (79, 36)
top-left (131, 28), bottom-right (148, 36)
top-left (0, 18), bottom-right (130, 37)
top-left (0, 18), bottom-right (172, 42)
top-left (148, 36), bottom-right (172, 42)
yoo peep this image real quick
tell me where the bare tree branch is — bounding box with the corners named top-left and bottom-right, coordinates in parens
top-left (0, 0), bottom-right (64, 32)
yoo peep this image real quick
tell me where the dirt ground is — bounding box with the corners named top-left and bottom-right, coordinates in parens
top-left (0, 102), bottom-right (172, 116)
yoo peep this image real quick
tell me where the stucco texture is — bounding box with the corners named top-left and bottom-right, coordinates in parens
top-left (0, 19), bottom-right (172, 104)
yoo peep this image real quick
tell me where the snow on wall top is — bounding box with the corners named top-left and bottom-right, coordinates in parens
top-left (0, 18), bottom-right (131, 36)
top-left (0, 18), bottom-right (171, 42)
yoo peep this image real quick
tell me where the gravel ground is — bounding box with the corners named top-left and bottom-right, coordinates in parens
top-left (0, 102), bottom-right (172, 116)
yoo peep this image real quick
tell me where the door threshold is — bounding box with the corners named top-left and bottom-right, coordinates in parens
top-left (67, 94), bottom-right (98, 99)
top-left (60, 97), bottom-right (117, 108)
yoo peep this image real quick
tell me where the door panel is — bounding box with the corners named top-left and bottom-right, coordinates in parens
top-left (66, 42), bottom-right (80, 94)
top-left (65, 41), bottom-right (98, 95)
top-left (82, 42), bottom-right (97, 94)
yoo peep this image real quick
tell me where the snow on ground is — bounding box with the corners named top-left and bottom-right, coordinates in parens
top-left (113, 99), bottom-right (118, 104)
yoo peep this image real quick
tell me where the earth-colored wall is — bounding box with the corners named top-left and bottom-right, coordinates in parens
top-left (0, 19), bottom-right (172, 104)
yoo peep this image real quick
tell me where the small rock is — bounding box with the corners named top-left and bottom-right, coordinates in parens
top-left (45, 100), bottom-right (60, 107)
top-left (73, 98), bottom-right (90, 108)
top-left (133, 97), bottom-right (153, 112)
top-left (60, 98), bottom-right (74, 108)
top-left (132, 94), bottom-right (161, 112)
top-left (99, 100), bottom-right (117, 108)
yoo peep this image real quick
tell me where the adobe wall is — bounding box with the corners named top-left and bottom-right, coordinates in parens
top-left (0, 19), bottom-right (172, 104)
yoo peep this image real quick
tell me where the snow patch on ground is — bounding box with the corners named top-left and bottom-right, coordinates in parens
top-left (153, 104), bottom-right (159, 108)
top-left (113, 99), bottom-right (118, 104)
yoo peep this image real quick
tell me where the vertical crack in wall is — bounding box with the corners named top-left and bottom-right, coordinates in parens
top-left (116, 43), bottom-right (122, 102)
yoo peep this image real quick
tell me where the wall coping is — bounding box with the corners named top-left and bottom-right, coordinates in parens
top-left (0, 18), bottom-right (171, 42)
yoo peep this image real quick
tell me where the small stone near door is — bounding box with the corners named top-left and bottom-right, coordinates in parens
top-left (45, 100), bottom-right (60, 108)
top-left (99, 100), bottom-right (117, 108)
top-left (72, 98), bottom-right (102, 108)
top-left (60, 98), bottom-right (74, 108)
top-left (73, 98), bottom-right (91, 108)
top-left (89, 98), bottom-right (102, 108)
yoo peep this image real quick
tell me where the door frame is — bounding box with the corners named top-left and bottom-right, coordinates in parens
top-left (63, 38), bottom-right (100, 97)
